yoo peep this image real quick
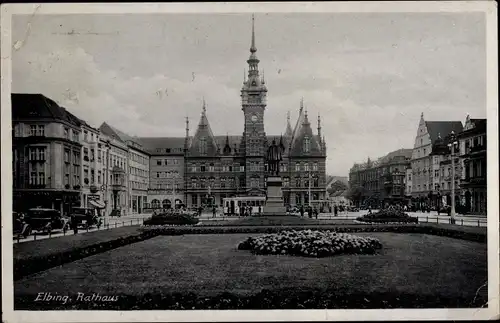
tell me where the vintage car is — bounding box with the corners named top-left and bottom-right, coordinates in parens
top-left (24, 208), bottom-right (70, 234)
top-left (13, 212), bottom-right (31, 237)
top-left (69, 207), bottom-right (102, 229)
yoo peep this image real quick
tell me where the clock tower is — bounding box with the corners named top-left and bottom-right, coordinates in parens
top-left (241, 14), bottom-right (267, 192)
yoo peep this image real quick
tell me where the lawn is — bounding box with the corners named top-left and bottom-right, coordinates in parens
top-left (13, 226), bottom-right (142, 261)
top-left (15, 232), bottom-right (487, 309)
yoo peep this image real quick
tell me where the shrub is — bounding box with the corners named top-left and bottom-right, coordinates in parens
top-left (357, 209), bottom-right (418, 224)
top-left (143, 213), bottom-right (199, 226)
top-left (237, 230), bottom-right (382, 257)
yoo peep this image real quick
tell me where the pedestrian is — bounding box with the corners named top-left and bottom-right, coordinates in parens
top-left (314, 207), bottom-right (318, 219)
top-left (212, 206), bottom-right (217, 218)
top-left (71, 214), bottom-right (78, 235)
top-left (334, 205), bottom-right (338, 217)
top-left (437, 206), bottom-right (440, 216)
top-left (300, 205), bottom-right (304, 217)
top-left (249, 206), bottom-right (252, 217)
top-left (308, 206), bottom-right (313, 218)
top-left (258, 205), bottom-right (262, 215)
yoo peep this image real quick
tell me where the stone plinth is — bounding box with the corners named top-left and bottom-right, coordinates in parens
top-left (263, 176), bottom-right (287, 216)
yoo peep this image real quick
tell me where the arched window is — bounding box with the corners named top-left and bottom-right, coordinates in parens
top-left (209, 163), bottom-right (215, 172)
top-left (151, 199), bottom-right (161, 209)
top-left (209, 177), bottom-right (216, 188)
top-left (304, 162), bottom-right (309, 171)
top-left (191, 178), bottom-right (198, 188)
top-left (162, 199), bottom-right (172, 209)
top-left (200, 178), bottom-right (207, 188)
top-left (295, 176), bottom-right (301, 187)
top-left (220, 177), bottom-right (226, 188)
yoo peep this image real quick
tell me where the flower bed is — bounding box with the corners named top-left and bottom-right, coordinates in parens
top-left (237, 230), bottom-right (382, 257)
top-left (356, 209), bottom-right (418, 224)
top-left (143, 213), bottom-right (199, 226)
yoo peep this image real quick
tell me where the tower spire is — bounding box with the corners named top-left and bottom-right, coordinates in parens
top-left (300, 97), bottom-right (304, 112)
top-left (317, 113), bottom-right (322, 139)
top-left (250, 14), bottom-right (256, 53)
top-left (202, 97), bottom-right (207, 115)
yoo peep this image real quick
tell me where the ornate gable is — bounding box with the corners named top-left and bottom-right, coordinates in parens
top-left (288, 110), bottom-right (322, 157)
top-left (188, 101), bottom-right (219, 157)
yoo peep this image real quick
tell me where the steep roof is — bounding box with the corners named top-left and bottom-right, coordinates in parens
top-left (11, 93), bottom-right (82, 127)
top-left (425, 121), bottom-right (463, 144)
top-left (137, 137), bottom-right (186, 153)
top-left (288, 111), bottom-right (323, 157)
top-left (99, 122), bottom-right (136, 143)
top-left (188, 102), bottom-right (220, 157)
top-left (379, 148), bottom-right (413, 164)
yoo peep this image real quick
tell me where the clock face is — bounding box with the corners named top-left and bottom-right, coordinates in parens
top-left (251, 114), bottom-right (258, 123)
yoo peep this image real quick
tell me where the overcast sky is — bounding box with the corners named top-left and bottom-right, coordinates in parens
top-left (12, 12), bottom-right (486, 176)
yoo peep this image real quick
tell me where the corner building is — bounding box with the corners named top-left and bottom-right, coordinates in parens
top-left (184, 17), bottom-right (327, 208)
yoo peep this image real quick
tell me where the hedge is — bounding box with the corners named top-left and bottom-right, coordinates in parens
top-left (15, 289), bottom-right (485, 310)
top-left (143, 214), bottom-right (199, 226)
top-left (140, 224), bottom-right (486, 243)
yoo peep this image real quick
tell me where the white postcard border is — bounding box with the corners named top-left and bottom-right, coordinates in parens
top-left (1, 2), bottom-right (498, 322)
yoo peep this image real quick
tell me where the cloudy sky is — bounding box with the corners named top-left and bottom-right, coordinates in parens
top-left (12, 12), bottom-right (486, 176)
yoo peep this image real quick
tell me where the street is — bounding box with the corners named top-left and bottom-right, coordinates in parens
top-left (14, 210), bottom-right (487, 244)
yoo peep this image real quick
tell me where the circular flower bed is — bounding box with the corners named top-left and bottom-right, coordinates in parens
top-left (237, 230), bottom-right (382, 257)
top-left (356, 209), bottom-right (418, 224)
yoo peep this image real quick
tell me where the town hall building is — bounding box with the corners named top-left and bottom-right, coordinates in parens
top-left (182, 16), bottom-right (327, 209)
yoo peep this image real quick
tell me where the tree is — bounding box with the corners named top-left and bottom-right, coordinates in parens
top-left (327, 180), bottom-right (348, 196)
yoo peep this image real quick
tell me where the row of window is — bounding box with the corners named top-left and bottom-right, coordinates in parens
top-left (152, 183), bottom-right (182, 190)
top-left (29, 147), bottom-right (46, 161)
top-left (130, 166), bottom-right (148, 178)
top-left (30, 125), bottom-right (45, 137)
top-left (155, 158), bottom-right (181, 166)
top-left (131, 181), bottom-right (148, 190)
top-left (414, 181), bottom-right (459, 191)
top-left (187, 162), bottom-right (320, 173)
top-left (63, 127), bottom-right (80, 142)
top-left (155, 171), bottom-right (181, 178)
top-left (130, 151), bottom-right (148, 166)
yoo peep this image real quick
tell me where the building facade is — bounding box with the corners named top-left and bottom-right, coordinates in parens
top-left (139, 137), bottom-right (185, 210)
top-left (348, 149), bottom-right (412, 208)
top-left (458, 116), bottom-right (486, 214)
top-left (79, 122), bottom-right (103, 210)
top-left (12, 93), bottom-right (82, 214)
top-left (183, 17), bottom-right (327, 209)
top-left (410, 113), bottom-right (463, 203)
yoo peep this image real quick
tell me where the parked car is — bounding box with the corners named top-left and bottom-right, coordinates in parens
top-left (70, 207), bottom-right (101, 229)
top-left (13, 212), bottom-right (31, 237)
top-left (24, 208), bottom-right (70, 234)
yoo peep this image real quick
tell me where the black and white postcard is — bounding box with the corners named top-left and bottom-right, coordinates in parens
top-left (1, 2), bottom-right (498, 322)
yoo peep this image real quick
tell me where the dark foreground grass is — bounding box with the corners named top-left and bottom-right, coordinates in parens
top-left (15, 232), bottom-right (487, 309)
top-left (14, 226), bottom-right (142, 261)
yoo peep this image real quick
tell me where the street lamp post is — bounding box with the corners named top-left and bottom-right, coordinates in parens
top-left (448, 131), bottom-right (458, 224)
top-left (308, 171), bottom-right (312, 208)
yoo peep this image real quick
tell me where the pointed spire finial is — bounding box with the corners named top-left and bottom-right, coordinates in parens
top-left (262, 69), bottom-right (265, 84)
top-left (250, 14), bottom-right (257, 53)
top-left (202, 97), bottom-right (207, 115)
top-left (287, 111), bottom-right (290, 122)
top-left (300, 97), bottom-right (304, 111)
top-left (420, 112), bottom-right (424, 119)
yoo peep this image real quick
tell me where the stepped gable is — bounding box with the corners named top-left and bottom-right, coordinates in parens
top-left (187, 99), bottom-right (220, 156)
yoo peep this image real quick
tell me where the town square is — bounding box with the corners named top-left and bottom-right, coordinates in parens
top-left (2, 4), bottom-right (497, 318)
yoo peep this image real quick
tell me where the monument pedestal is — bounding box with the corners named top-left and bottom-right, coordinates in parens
top-left (263, 176), bottom-right (287, 216)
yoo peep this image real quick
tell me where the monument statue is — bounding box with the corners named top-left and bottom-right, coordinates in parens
top-left (263, 137), bottom-right (287, 215)
top-left (266, 138), bottom-right (285, 176)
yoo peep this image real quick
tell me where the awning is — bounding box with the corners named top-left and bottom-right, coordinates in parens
top-left (88, 200), bottom-right (106, 209)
